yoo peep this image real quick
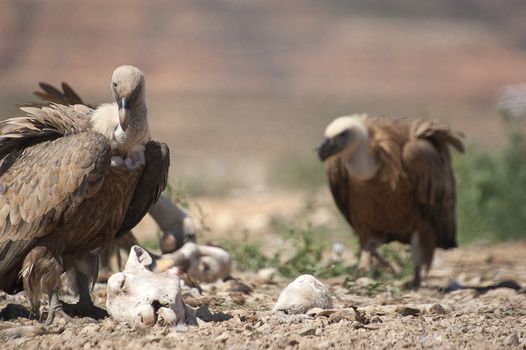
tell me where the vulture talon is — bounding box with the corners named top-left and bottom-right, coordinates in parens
top-left (45, 293), bottom-right (73, 326)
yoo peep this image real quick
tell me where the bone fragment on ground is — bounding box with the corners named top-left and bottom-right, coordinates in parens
top-left (272, 274), bottom-right (332, 314)
top-left (155, 242), bottom-right (232, 283)
top-left (106, 246), bottom-right (196, 326)
top-left (149, 195), bottom-right (197, 253)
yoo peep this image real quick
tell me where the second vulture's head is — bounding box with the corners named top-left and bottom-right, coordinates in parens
top-left (111, 65), bottom-right (145, 131)
top-left (318, 114), bottom-right (379, 180)
top-left (318, 114), bottom-right (369, 162)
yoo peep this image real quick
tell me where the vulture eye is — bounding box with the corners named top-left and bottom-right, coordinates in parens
top-left (112, 82), bottom-right (118, 88)
top-left (338, 130), bottom-right (349, 139)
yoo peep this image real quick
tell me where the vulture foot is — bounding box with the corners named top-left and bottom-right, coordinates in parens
top-left (404, 266), bottom-right (422, 290)
top-left (371, 251), bottom-right (401, 275)
top-left (45, 293), bottom-right (73, 325)
top-left (45, 308), bottom-right (74, 326)
top-left (357, 249), bottom-right (401, 275)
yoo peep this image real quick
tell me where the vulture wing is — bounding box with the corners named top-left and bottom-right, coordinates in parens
top-left (31, 82), bottom-right (89, 107)
top-left (28, 81), bottom-right (168, 240)
top-left (402, 120), bottom-right (464, 248)
top-left (116, 140), bottom-right (170, 237)
top-left (326, 161), bottom-right (353, 227)
top-left (0, 105), bottom-right (111, 292)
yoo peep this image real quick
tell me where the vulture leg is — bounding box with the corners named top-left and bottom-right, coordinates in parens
top-left (98, 245), bottom-right (116, 283)
top-left (357, 233), bottom-right (377, 273)
top-left (371, 250), bottom-right (401, 274)
top-left (98, 232), bottom-right (139, 282)
top-left (357, 249), bottom-right (373, 273)
top-left (357, 238), bottom-right (400, 275)
top-left (63, 253), bottom-right (107, 320)
top-left (408, 231), bottom-right (435, 289)
top-left (46, 291), bottom-right (73, 325)
top-left (20, 246), bottom-right (64, 323)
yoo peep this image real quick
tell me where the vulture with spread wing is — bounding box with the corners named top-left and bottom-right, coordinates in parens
top-left (318, 114), bottom-right (463, 288)
top-left (0, 65), bottom-right (169, 323)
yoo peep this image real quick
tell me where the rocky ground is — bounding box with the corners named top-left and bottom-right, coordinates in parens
top-left (0, 241), bottom-right (525, 349)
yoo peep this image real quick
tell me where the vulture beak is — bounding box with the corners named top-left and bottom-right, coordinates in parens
top-left (318, 137), bottom-right (346, 161)
top-left (118, 97), bottom-right (130, 131)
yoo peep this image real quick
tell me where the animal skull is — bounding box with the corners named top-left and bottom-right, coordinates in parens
top-left (106, 245), bottom-right (196, 326)
top-left (272, 274), bottom-right (332, 314)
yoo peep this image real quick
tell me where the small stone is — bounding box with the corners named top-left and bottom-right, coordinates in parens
top-left (328, 309), bottom-right (356, 324)
top-left (299, 327), bottom-right (316, 336)
top-left (504, 333), bottom-right (520, 347)
top-left (230, 292), bottom-right (246, 305)
top-left (370, 315), bottom-right (382, 324)
top-left (396, 306), bottom-right (420, 316)
top-left (257, 268), bottom-right (277, 284)
top-left (307, 308), bottom-right (337, 318)
top-left (215, 332), bottom-right (229, 342)
top-left (428, 303), bottom-right (447, 315)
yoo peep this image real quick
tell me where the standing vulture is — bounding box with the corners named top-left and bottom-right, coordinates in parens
top-left (28, 80), bottom-right (196, 279)
top-left (0, 65), bottom-right (169, 323)
top-left (318, 114), bottom-right (463, 288)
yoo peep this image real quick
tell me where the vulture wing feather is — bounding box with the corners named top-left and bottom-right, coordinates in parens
top-left (0, 105), bottom-right (111, 292)
top-left (403, 120), bottom-right (464, 248)
top-left (31, 82), bottom-right (89, 107)
top-left (116, 140), bottom-right (170, 237)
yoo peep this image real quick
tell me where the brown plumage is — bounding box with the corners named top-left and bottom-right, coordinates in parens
top-left (318, 114), bottom-right (463, 288)
top-left (28, 79), bottom-right (180, 277)
top-left (20, 246), bottom-right (62, 319)
top-left (0, 65), bottom-right (169, 323)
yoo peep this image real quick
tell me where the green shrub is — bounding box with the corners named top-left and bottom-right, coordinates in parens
top-left (223, 214), bottom-right (413, 285)
top-left (456, 125), bottom-right (526, 243)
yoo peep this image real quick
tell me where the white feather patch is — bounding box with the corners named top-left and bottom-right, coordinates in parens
top-left (91, 103), bottom-right (119, 140)
top-left (324, 114), bottom-right (368, 138)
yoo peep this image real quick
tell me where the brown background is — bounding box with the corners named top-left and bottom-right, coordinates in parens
top-left (1, 0), bottom-right (525, 193)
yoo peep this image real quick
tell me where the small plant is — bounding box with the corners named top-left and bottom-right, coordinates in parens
top-left (163, 180), bottom-right (190, 209)
top-left (223, 209), bottom-right (414, 293)
top-left (343, 244), bottom-right (413, 296)
top-left (221, 230), bottom-right (280, 272)
top-left (455, 123), bottom-right (526, 243)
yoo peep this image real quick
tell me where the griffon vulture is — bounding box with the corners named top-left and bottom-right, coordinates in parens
top-left (318, 114), bottom-right (463, 288)
top-left (28, 81), bottom-right (196, 278)
top-left (0, 65), bottom-right (169, 323)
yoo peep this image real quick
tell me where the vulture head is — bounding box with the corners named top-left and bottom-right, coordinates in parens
top-left (111, 65), bottom-right (145, 132)
top-left (318, 115), bottom-right (379, 180)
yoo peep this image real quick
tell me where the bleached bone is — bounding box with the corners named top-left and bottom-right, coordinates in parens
top-left (156, 242), bottom-right (232, 283)
top-left (272, 274), bottom-right (332, 314)
top-left (106, 246), bottom-right (196, 326)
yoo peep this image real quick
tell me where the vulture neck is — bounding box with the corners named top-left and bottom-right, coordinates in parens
top-left (343, 139), bottom-right (379, 181)
top-left (114, 102), bottom-right (149, 155)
